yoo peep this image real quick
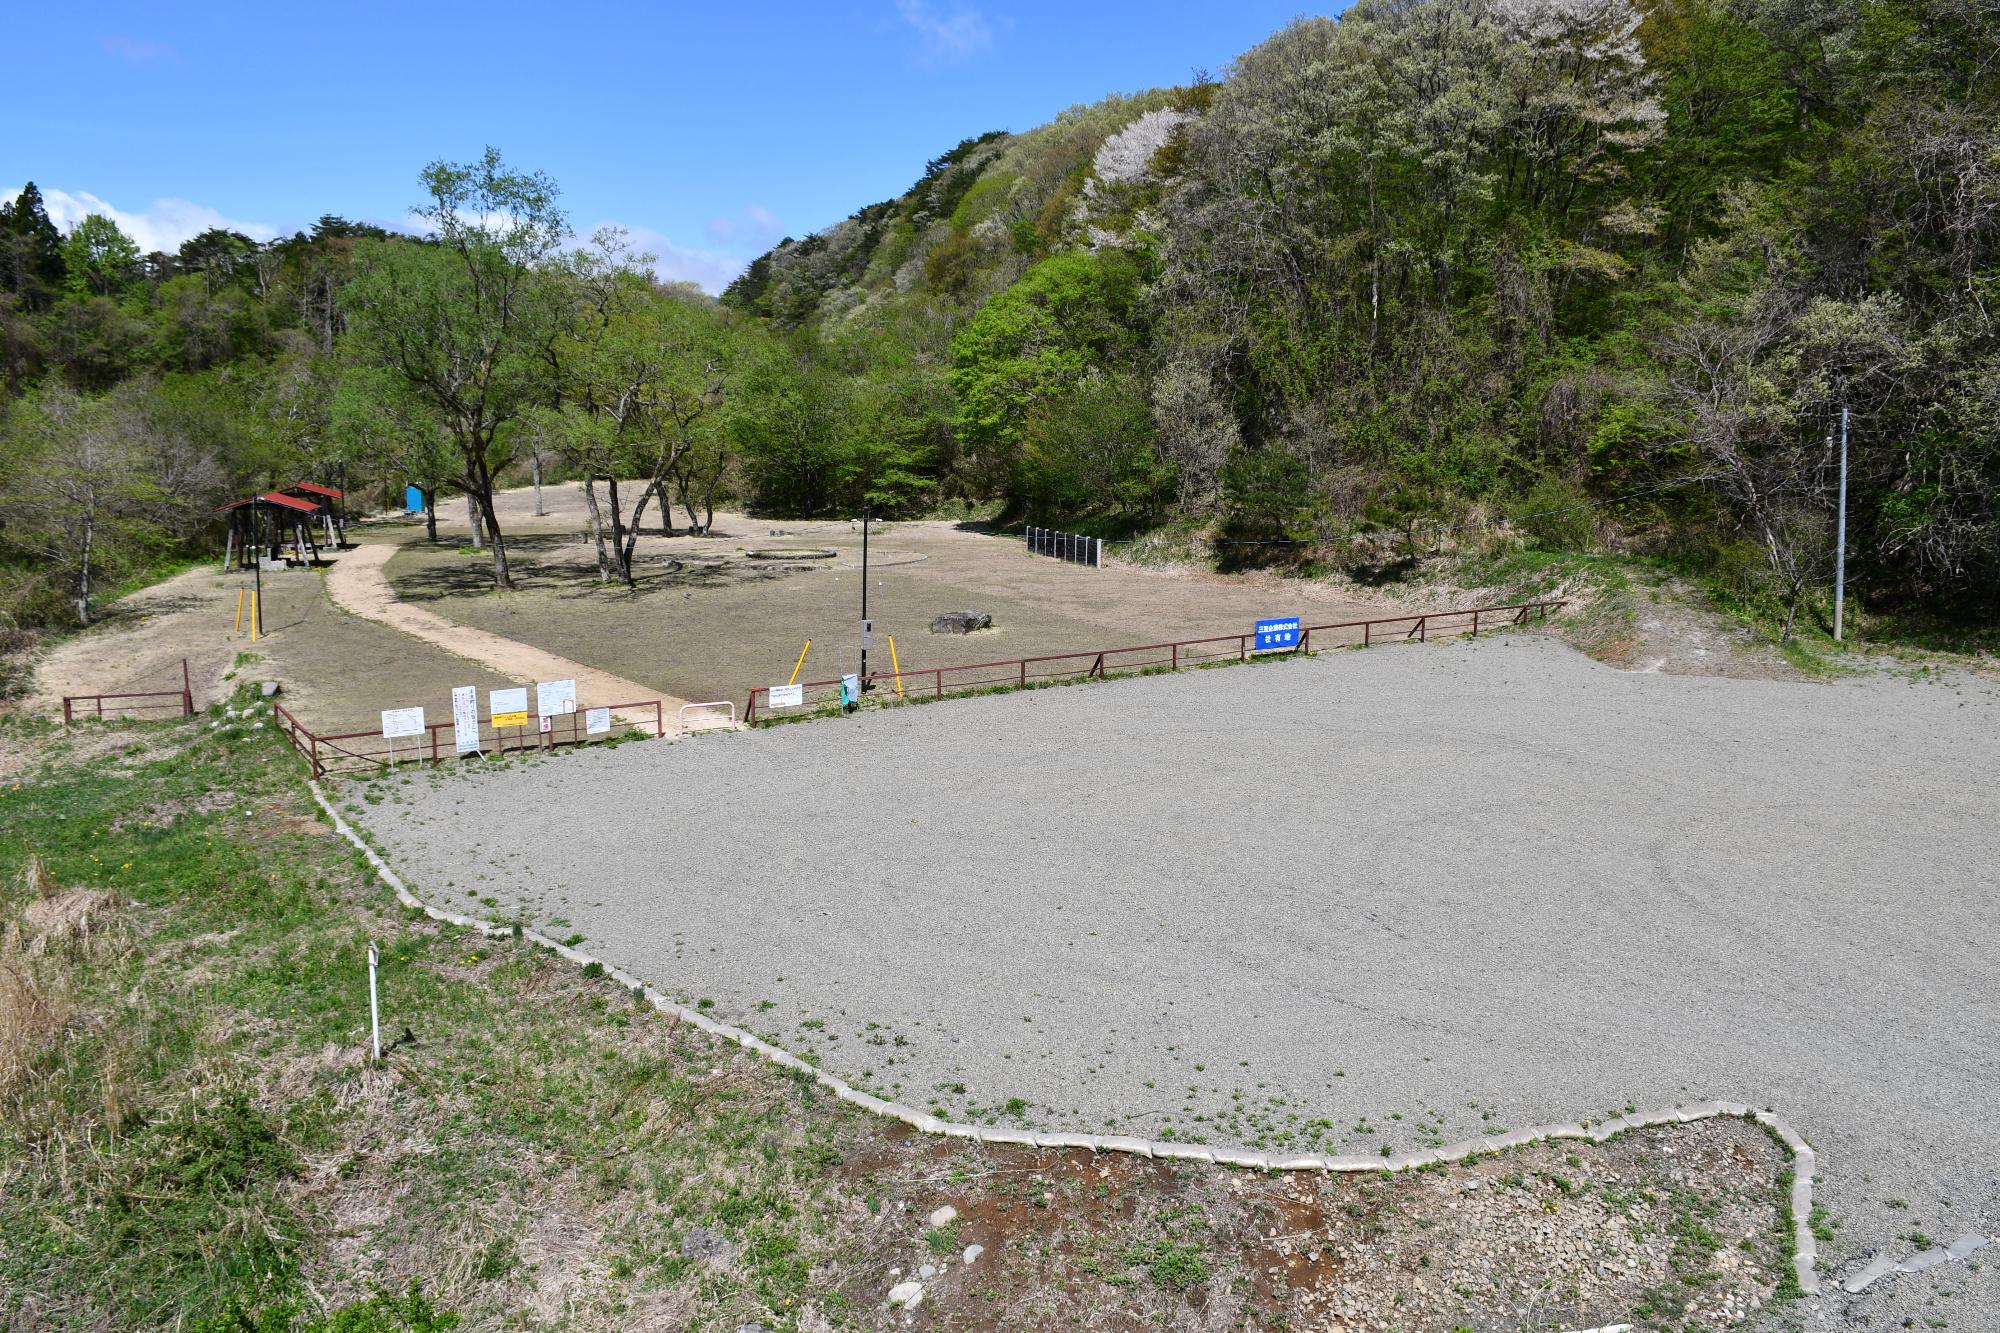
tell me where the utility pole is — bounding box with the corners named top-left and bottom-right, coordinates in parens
top-left (1832, 400), bottom-right (1848, 640)
top-left (859, 504), bottom-right (872, 690)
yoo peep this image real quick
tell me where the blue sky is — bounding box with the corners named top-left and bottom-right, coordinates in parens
top-left (3, 1), bottom-right (1318, 291)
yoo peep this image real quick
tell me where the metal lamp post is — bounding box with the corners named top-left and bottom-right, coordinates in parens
top-left (859, 505), bottom-right (872, 690)
top-left (1832, 402), bottom-right (1848, 640)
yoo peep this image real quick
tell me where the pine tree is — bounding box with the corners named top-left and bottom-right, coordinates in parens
top-left (0, 182), bottom-right (68, 309)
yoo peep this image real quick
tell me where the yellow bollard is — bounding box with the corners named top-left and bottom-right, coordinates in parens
top-left (788, 638), bottom-right (812, 686)
top-left (887, 633), bottom-right (905, 698)
top-left (249, 591), bottom-right (259, 641)
top-left (234, 588), bottom-right (245, 634)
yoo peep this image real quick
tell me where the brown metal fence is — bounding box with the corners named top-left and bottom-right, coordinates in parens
top-left (744, 600), bottom-right (1565, 724)
top-left (62, 659), bottom-right (195, 723)
top-left (273, 699), bottom-right (666, 778)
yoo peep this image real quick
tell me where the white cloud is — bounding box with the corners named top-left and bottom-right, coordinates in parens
top-left (896, 0), bottom-right (994, 63)
top-left (390, 212), bottom-right (748, 294)
top-left (395, 207), bottom-right (547, 237)
top-left (10, 186), bottom-right (276, 255)
top-left (589, 223), bottom-right (746, 294)
top-left (705, 203), bottom-right (783, 247)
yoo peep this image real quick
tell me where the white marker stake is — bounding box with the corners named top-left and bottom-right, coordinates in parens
top-left (368, 941), bottom-right (382, 1062)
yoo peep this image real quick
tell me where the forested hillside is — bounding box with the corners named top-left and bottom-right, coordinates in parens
top-left (0, 161), bottom-right (776, 644)
top-left (1, 0), bottom-right (1994, 662)
top-left (728, 0), bottom-right (1999, 628)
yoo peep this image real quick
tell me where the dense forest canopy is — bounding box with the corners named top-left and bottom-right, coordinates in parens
top-left (728, 0), bottom-right (1998, 626)
top-left (1, 0), bottom-right (1993, 649)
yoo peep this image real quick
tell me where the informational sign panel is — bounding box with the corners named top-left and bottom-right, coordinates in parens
top-left (538, 715), bottom-right (552, 734)
top-left (768, 683), bottom-right (804, 709)
top-left (380, 706), bottom-right (425, 739)
top-left (490, 687), bottom-right (529, 728)
top-left (451, 686), bottom-right (481, 754)
top-left (859, 618), bottom-right (875, 650)
top-left (1254, 616), bottom-right (1302, 652)
top-left (536, 678), bottom-right (577, 718)
top-left (840, 674), bottom-right (860, 706)
top-left (585, 707), bottom-right (611, 735)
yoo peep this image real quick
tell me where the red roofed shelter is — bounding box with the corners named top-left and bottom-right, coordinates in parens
top-left (282, 482), bottom-right (351, 550)
top-left (214, 491), bottom-right (326, 572)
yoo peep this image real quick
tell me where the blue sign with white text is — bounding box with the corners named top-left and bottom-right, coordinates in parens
top-left (1254, 617), bottom-right (1301, 651)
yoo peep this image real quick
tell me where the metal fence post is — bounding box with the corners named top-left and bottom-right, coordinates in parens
top-left (181, 658), bottom-right (193, 716)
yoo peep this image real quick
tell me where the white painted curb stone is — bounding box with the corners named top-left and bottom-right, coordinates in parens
top-left (312, 780), bottom-right (1828, 1301)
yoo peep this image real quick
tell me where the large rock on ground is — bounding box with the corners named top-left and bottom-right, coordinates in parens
top-left (930, 610), bottom-right (992, 635)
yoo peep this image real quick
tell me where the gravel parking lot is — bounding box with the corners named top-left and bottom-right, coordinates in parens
top-left (350, 635), bottom-right (2000, 1329)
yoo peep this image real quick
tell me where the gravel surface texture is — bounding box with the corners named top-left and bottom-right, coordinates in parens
top-left (349, 635), bottom-right (2000, 1330)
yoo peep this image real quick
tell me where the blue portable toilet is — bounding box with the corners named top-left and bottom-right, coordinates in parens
top-left (405, 484), bottom-right (424, 514)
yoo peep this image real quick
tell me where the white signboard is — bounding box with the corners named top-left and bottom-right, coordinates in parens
top-left (585, 707), bottom-right (612, 735)
top-left (451, 685), bottom-right (481, 754)
top-left (769, 683), bottom-right (804, 709)
top-left (538, 715), bottom-right (552, 734)
top-left (380, 706), bottom-right (425, 739)
top-left (490, 686), bottom-right (529, 728)
top-left (536, 678), bottom-right (577, 718)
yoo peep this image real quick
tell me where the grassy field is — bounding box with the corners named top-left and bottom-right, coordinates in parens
top-left (0, 699), bottom-right (1796, 1332)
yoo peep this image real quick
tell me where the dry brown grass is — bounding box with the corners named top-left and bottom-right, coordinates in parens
top-left (0, 961), bottom-right (67, 1098)
top-left (0, 853), bottom-right (125, 1103)
top-left (14, 890), bottom-right (122, 956)
top-left (5, 854), bottom-right (127, 966)
top-left (15, 853), bottom-right (58, 901)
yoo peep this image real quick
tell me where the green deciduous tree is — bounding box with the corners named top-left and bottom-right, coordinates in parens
top-left (0, 383), bottom-right (223, 624)
top-left (340, 148), bottom-right (567, 590)
top-left (949, 249), bottom-right (1145, 497)
top-left (60, 215), bottom-right (140, 299)
top-left (545, 233), bottom-right (732, 581)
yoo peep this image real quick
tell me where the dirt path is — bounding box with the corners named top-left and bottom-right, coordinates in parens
top-left (325, 541), bottom-right (694, 723)
top-left (17, 564), bottom-right (238, 717)
top-left (386, 483), bottom-right (1395, 708)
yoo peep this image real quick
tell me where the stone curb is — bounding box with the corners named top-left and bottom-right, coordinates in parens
top-left (311, 780), bottom-right (1825, 1300)
top-left (1840, 1232), bottom-right (1990, 1295)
